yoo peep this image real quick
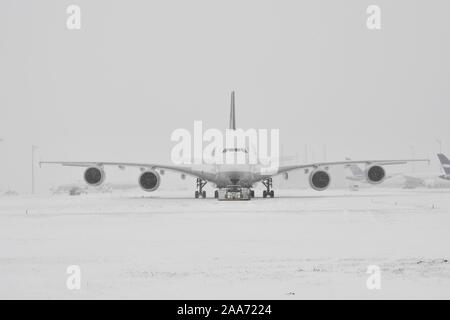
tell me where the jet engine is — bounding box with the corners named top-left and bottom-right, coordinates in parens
top-left (309, 169), bottom-right (331, 191)
top-left (84, 167), bottom-right (105, 186)
top-left (365, 165), bottom-right (385, 184)
top-left (139, 170), bottom-right (161, 192)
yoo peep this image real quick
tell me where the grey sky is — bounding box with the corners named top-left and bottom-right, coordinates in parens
top-left (1, 0), bottom-right (449, 192)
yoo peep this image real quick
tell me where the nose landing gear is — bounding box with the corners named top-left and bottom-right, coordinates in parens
top-left (195, 178), bottom-right (207, 198)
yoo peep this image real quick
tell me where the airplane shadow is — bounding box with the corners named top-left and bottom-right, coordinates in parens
top-left (126, 192), bottom-right (407, 201)
top-left (273, 193), bottom-right (407, 200)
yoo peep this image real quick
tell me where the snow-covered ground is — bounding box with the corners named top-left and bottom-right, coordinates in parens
top-left (1, 188), bottom-right (450, 299)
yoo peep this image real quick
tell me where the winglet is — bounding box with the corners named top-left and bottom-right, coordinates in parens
top-left (229, 91), bottom-right (236, 130)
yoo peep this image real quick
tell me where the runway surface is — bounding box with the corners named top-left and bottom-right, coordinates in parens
top-left (1, 188), bottom-right (450, 299)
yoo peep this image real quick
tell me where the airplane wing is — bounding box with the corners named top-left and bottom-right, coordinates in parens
top-left (257, 158), bottom-right (429, 180)
top-left (40, 161), bottom-right (217, 182)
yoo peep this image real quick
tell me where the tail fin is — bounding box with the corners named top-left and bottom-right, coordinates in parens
top-left (229, 91), bottom-right (236, 130)
top-left (437, 153), bottom-right (450, 175)
top-left (345, 157), bottom-right (364, 176)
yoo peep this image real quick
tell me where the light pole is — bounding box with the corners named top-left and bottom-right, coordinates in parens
top-left (304, 144), bottom-right (308, 164)
top-left (31, 145), bottom-right (38, 194)
top-left (409, 145), bottom-right (415, 172)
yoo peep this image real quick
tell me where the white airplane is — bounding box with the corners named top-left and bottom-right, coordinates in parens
top-left (40, 92), bottom-right (428, 200)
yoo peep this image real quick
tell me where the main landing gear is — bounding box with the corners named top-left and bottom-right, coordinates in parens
top-left (261, 178), bottom-right (274, 198)
top-left (195, 178), bottom-right (207, 199)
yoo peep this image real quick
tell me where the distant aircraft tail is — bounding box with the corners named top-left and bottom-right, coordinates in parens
top-left (229, 91), bottom-right (236, 130)
top-left (345, 157), bottom-right (364, 177)
top-left (437, 153), bottom-right (450, 175)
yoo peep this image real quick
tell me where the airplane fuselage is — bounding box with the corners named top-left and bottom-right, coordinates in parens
top-left (213, 164), bottom-right (259, 188)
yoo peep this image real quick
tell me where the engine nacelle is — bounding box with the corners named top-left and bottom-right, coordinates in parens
top-left (84, 167), bottom-right (105, 186)
top-left (309, 169), bottom-right (331, 191)
top-left (139, 170), bottom-right (161, 192)
top-left (365, 165), bottom-right (385, 184)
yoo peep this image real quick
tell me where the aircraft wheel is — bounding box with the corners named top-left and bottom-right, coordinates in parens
top-left (195, 191), bottom-right (199, 198)
top-left (202, 190), bottom-right (206, 198)
top-left (270, 190), bottom-right (274, 198)
top-left (263, 190), bottom-right (267, 198)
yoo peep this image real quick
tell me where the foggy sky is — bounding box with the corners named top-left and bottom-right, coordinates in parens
top-left (1, 0), bottom-right (449, 193)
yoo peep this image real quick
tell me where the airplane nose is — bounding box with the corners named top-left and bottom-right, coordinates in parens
top-left (229, 172), bottom-right (241, 185)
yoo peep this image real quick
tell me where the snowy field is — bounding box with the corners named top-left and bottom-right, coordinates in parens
top-left (1, 188), bottom-right (450, 299)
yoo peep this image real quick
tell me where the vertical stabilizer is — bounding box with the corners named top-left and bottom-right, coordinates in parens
top-left (437, 153), bottom-right (450, 175)
top-left (345, 157), bottom-right (364, 177)
top-left (229, 91), bottom-right (236, 130)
